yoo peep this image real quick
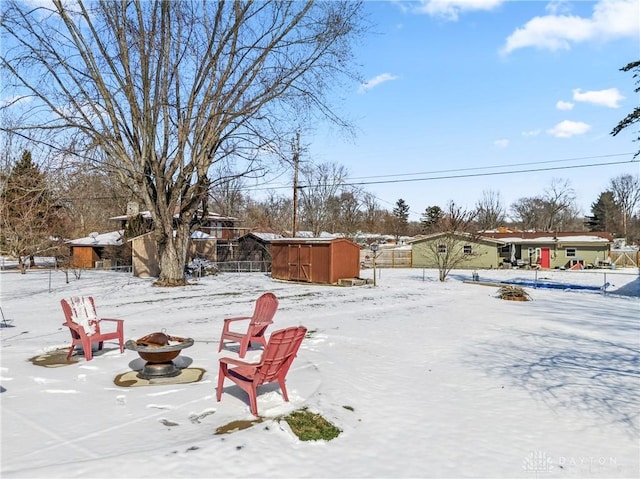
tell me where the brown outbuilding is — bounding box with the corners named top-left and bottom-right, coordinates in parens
top-left (270, 237), bottom-right (361, 284)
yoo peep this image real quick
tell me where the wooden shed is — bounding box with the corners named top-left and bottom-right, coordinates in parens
top-left (270, 237), bottom-right (360, 284)
top-left (67, 230), bottom-right (129, 269)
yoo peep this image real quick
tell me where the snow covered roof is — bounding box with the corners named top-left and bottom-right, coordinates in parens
top-left (481, 231), bottom-right (614, 243)
top-left (67, 230), bottom-right (124, 246)
top-left (109, 210), bottom-right (237, 222)
top-left (496, 235), bottom-right (612, 244)
top-left (241, 232), bottom-right (284, 241)
top-left (190, 231), bottom-right (212, 239)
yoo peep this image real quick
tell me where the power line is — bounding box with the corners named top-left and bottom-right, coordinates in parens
top-left (338, 158), bottom-right (638, 188)
top-left (247, 153), bottom-right (638, 191)
top-left (343, 153), bottom-right (634, 181)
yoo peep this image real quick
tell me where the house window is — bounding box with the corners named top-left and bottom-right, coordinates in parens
top-left (565, 248), bottom-right (577, 257)
top-left (437, 244), bottom-right (447, 254)
top-left (463, 245), bottom-right (472, 255)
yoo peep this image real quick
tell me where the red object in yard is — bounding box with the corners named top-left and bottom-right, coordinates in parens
top-left (217, 326), bottom-right (307, 416)
top-left (60, 296), bottom-right (125, 361)
top-left (218, 292), bottom-right (279, 358)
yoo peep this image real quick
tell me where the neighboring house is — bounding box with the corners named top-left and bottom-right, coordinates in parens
top-left (67, 230), bottom-right (129, 269)
top-left (270, 237), bottom-right (361, 284)
top-left (481, 231), bottom-right (614, 269)
top-left (410, 233), bottom-right (504, 270)
top-left (110, 210), bottom-right (250, 241)
top-left (113, 208), bottom-right (250, 277)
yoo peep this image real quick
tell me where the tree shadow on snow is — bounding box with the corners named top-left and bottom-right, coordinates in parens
top-left (467, 328), bottom-right (640, 436)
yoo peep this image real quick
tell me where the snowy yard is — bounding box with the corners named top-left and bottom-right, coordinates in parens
top-left (1, 266), bottom-right (638, 478)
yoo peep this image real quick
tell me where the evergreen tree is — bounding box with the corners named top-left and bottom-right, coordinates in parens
top-left (392, 199), bottom-right (410, 240)
top-left (0, 150), bottom-right (66, 271)
top-left (586, 191), bottom-right (620, 233)
top-left (420, 206), bottom-right (444, 234)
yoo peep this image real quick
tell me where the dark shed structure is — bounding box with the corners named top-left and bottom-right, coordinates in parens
top-left (270, 237), bottom-right (360, 284)
top-left (236, 232), bottom-right (283, 272)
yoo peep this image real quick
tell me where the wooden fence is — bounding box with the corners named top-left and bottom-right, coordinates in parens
top-left (360, 248), bottom-right (412, 268)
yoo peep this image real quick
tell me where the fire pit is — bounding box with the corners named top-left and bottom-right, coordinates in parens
top-left (125, 332), bottom-right (194, 379)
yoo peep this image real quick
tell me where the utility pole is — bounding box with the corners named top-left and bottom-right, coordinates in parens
top-left (292, 132), bottom-right (300, 237)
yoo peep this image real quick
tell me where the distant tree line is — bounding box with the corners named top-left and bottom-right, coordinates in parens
top-left (2, 145), bottom-right (639, 273)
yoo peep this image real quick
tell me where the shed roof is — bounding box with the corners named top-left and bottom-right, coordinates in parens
top-left (271, 237), bottom-right (359, 246)
top-left (67, 230), bottom-right (124, 247)
top-left (240, 232), bottom-right (284, 242)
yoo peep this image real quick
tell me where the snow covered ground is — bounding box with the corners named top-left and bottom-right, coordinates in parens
top-left (1, 266), bottom-right (639, 478)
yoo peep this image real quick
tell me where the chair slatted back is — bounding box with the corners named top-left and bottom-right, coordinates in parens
top-left (256, 326), bottom-right (306, 384)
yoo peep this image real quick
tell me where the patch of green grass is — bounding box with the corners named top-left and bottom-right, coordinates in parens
top-left (342, 405), bottom-right (354, 411)
top-left (281, 408), bottom-right (341, 441)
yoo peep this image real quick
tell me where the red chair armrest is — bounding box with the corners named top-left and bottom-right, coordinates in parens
top-left (219, 356), bottom-right (258, 368)
top-left (223, 316), bottom-right (251, 323)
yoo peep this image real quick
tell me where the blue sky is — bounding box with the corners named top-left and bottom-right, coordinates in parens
top-left (300, 0), bottom-right (640, 221)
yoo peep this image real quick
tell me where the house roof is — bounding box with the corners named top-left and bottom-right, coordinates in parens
top-left (67, 230), bottom-right (124, 247)
top-left (109, 210), bottom-right (238, 222)
top-left (408, 232), bottom-right (505, 245)
top-left (482, 231), bottom-right (613, 244)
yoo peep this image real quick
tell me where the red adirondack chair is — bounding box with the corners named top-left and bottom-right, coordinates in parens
top-left (217, 326), bottom-right (307, 416)
top-left (218, 292), bottom-right (279, 358)
top-left (60, 296), bottom-right (125, 361)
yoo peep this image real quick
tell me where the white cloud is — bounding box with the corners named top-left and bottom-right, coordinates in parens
top-left (358, 73), bottom-right (399, 94)
top-left (572, 88), bottom-right (624, 108)
top-left (545, 0), bottom-right (573, 16)
top-left (556, 100), bottom-right (574, 110)
top-left (414, 0), bottom-right (503, 21)
top-left (547, 120), bottom-right (591, 138)
top-left (522, 129), bottom-right (541, 137)
top-left (493, 139), bottom-right (509, 148)
top-left (501, 0), bottom-right (639, 55)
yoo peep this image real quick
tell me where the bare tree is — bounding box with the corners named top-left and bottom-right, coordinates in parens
top-left (60, 164), bottom-right (130, 238)
top-left (541, 178), bottom-right (578, 231)
top-left (609, 174), bottom-right (640, 241)
top-left (244, 191), bottom-right (292, 233)
top-left (1, 1), bottom-right (365, 285)
top-left (475, 190), bottom-right (505, 231)
top-left (510, 196), bottom-right (546, 230)
top-left (334, 188), bottom-right (365, 238)
top-left (207, 163), bottom-right (247, 219)
top-left (422, 201), bottom-right (478, 281)
top-left (361, 192), bottom-right (384, 233)
top-left (298, 161), bottom-right (349, 236)
top-left (510, 178), bottom-right (578, 231)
